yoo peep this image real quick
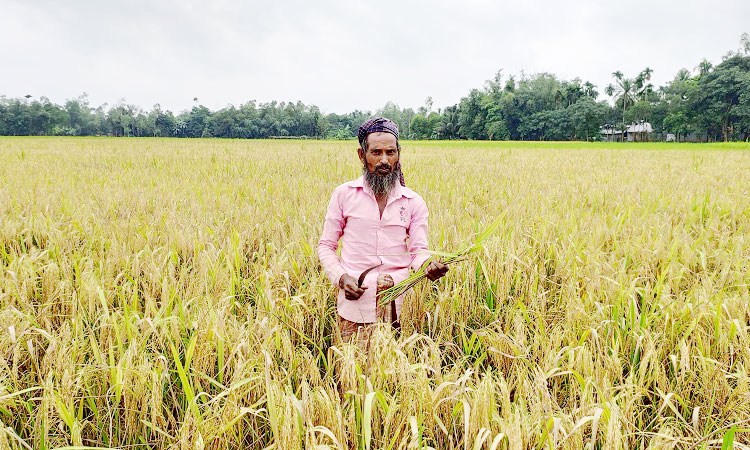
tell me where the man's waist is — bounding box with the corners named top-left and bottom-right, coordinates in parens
top-left (340, 260), bottom-right (410, 273)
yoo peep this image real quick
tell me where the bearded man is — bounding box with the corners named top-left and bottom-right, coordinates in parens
top-left (318, 117), bottom-right (448, 340)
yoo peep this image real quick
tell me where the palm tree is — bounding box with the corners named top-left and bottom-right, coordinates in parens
top-left (675, 68), bottom-right (691, 82)
top-left (606, 71), bottom-right (636, 139)
top-left (696, 59), bottom-right (712, 77)
top-left (606, 72), bottom-right (636, 108)
top-left (633, 68), bottom-right (654, 102)
top-left (441, 107), bottom-right (459, 139)
top-left (583, 82), bottom-right (598, 99)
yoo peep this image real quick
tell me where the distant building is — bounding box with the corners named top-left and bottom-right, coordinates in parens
top-left (600, 121), bottom-right (653, 142)
top-left (626, 121), bottom-right (653, 142)
top-left (600, 127), bottom-right (624, 142)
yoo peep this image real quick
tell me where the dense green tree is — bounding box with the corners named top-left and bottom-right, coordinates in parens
top-left (210, 106), bottom-right (243, 138)
top-left (691, 54), bottom-right (750, 140)
top-left (457, 89), bottom-right (488, 139)
top-left (0, 98), bottom-right (32, 135)
top-left (570, 98), bottom-right (609, 140)
top-left (64, 94), bottom-right (100, 135)
top-left (659, 69), bottom-right (697, 140)
top-left (410, 112), bottom-right (442, 139)
top-left (2, 34), bottom-right (749, 141)
top-left (623, 101), bottom-right (653, 125)
top-left (181, 105), bottom-right (212, 138)
top-left (150, 105), bottom-right (177, 137)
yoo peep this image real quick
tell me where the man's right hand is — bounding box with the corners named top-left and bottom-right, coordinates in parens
top-left (339, 274), bottom-right (368, 300)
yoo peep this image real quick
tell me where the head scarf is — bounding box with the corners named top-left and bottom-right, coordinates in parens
top-left (357, 117), bottom-right (405, 186)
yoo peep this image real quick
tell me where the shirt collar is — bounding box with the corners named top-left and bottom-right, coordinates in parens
top-left (347, 175), bottom-right (416, 199)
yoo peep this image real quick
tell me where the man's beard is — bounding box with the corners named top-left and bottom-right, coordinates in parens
top-left (363, 162), bottom-right (400, 197)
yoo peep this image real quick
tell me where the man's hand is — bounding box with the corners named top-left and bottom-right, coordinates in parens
top-left (377, 274), bottom-right (394, 292)
top-left (339, 274), bottom-right (368, 300)
top-left (423, 259), bottom-right (449, 281)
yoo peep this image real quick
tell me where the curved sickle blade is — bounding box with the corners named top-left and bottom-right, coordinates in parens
top-left (357, 264), bottom-right (383, 288)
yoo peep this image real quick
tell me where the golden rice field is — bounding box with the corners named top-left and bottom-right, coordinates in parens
top-left (1, 137), bottom-right (750, 450)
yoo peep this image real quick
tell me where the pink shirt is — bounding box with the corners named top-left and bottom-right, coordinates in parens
top-left (318, 176), bottom-right (431, 323)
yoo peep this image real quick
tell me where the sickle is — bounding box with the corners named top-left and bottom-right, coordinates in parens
top-left (357, 263), bottom-right (383, 288)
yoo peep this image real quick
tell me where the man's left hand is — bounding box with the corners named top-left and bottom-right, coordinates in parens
top-left (423, 259), bottom-right (449, 281)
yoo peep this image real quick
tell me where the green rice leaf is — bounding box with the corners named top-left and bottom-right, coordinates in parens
top-left (378, 204), bottom-right (513, 307)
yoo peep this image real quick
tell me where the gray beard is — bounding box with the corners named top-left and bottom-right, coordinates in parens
top-left (363, 165), bottom-right (400, 198)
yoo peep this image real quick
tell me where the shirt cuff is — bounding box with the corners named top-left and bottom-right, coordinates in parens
top-left (329, 266), bottom-right (347, 286)
top-left (411, 253), bottom-right (432, 272)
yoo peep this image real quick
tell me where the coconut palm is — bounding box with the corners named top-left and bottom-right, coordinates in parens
top-left (633, 68), bottom-right (655, 102)
top-left (605, 71), bottom-right (636, 110)
top-left (583, 81), bottom-right (598, 98)
top-left (440, 106), bottom-right (459, 139)
top-left (696, 59), bottom-right (713, 77)
top-left (674, 68), bottom-right (692, 82)
top-left (605, 71), bottom-right (636, 139)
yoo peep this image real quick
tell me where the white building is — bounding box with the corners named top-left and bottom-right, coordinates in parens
top-left (600, 121), bottom-right (653, 142)
top-left (626, 122), bottom-right (653, 142)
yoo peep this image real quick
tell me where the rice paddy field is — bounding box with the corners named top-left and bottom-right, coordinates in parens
top-left (1, 137), bottom-right (750, 450)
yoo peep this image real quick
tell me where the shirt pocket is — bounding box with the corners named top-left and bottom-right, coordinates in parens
top-left (382, 200), bottom-right (410, 241)
top-left (380, 213), bottom-right (408, 252)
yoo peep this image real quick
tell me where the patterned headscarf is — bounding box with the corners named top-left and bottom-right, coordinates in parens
top-left (358, 117), bottom-right (405, 186)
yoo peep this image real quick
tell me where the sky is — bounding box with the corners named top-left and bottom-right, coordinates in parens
top-left (1, 0), bottom-right (749, 114)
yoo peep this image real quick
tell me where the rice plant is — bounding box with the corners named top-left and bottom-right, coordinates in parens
top-left (0, 137), bottom-right (749, 449)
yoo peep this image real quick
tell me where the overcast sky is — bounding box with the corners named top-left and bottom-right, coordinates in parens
top-left (2, 0), bottom-right (748, 114)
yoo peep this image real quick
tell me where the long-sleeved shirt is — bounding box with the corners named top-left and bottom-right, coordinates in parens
top-left (318, 176), bottom-right (431, 323)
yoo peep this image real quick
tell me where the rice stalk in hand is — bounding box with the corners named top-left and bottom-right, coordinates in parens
top-left (378, 205), bottom-right (513, 307)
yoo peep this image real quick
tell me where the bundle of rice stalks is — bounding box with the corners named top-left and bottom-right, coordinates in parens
top-left (378, 205), bottom-right (512, 307)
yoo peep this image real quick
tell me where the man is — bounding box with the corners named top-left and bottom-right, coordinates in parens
top-left (318, 117), bottom-right (448, 340)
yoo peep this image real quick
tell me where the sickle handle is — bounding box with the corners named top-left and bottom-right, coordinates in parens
top-left (357, 264), bottom-right (383, 288)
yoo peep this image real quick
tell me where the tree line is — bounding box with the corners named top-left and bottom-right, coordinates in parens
top-left (2, 35), bottom-right (749, 141)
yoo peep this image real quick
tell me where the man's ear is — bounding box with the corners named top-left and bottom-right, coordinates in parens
top-left (357, 148), bottom-right (365, 162)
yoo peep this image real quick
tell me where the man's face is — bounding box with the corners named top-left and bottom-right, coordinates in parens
top-left (358, 132), bottom-right (400, 174)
